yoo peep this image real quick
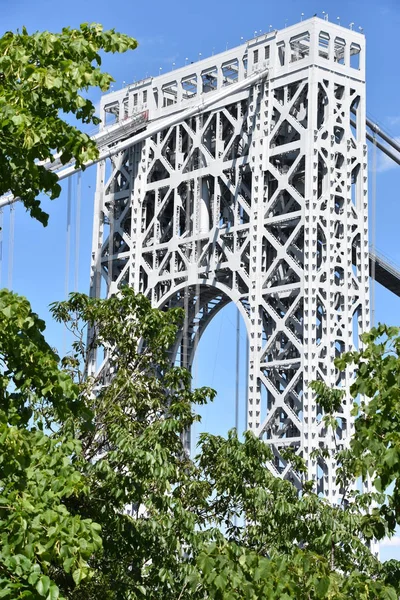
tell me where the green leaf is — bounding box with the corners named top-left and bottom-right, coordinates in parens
top-left (383, 587), bottom-right (398, 600)
top-left (315, 576), bottom-right (330, 597)
top-left (72, 567), bottom-right (86, 586)
top-left (197, 553), bottom-right (214, 575)
top-left (46, 584), bottom-right (60, 600)
top-left (214, 573), bottom-right (227, 590)
top-left (36, 575), bottom-right (50, 596)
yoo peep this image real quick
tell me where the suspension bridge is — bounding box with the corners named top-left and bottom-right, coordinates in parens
top-left (2, 15), bottom-right (400, 500)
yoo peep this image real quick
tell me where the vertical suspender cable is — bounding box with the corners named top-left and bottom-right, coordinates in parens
top-left (371, 134), bottom-right (377, 327)
top-left (63, 177), bottom-right (72, 356)
top-left (193, 169), bottom-right (202, 442)
top-left (235, 307), bottom-right (240, 434)
top-left (74, 172), bottom-right (82, 291)
top-left (107, 174), bottom-right (114, 296)
top-left (8, 204), bottom-right (15, 289)
top-left (65, 176), bottom-right (72, 299)
top-left (245, 328), bottom-right (249, 432)
top-left (0, 209), bottom-right (3, 287)
top-left (193, 240), bottom-right (201, 400)
top-left (234, 305), bottom-right (240, 528)
top-left (182, 178), bottom-right (191, 454)
top-left (242, 324), bottom-right (249, 530)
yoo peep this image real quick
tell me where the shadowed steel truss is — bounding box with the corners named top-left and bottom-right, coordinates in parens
top-left (89, 17), bottom-right (369, 501)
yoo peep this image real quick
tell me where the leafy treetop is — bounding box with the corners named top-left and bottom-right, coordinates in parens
top-left (2, 285), bottom-right (400, 599)
top-left (49, 290), bottom-right (400, 600)
top-left (0, 290), bottom-right (102, 600)
top-left (0, 23), bottom-right (137, 224)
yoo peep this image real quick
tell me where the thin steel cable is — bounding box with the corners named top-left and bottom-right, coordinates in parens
top-left (8, 205), bottom-right (15, 290)
top-left (181, 175), bottom-right (192, 454)
top-left (0, 209), bottom-right (3, 287)
top-left (234, 306), bottom-right (241, 529)
top-left (74, 172), bottom-right (82, 291)
top-left (106, 158), bottom-right (115, 297)
top-left (235, 307), bottom-right (240, 434)
top-left (193, 247), bottom-right (201, 391)
top-left (193, 167), bottom-right (203, 395)
top-left (371, 134), bottom-right (377, 327)
top-left (63, 177), bottom-right (72, 356)
top-left (211, 311), bottom-right (224, 385)
top-left (65, 176), bottom-right (72, 299)
top-left (245, 326), bottom-right (249, 432)
top-left (182, 178), bottom-right (191, 373)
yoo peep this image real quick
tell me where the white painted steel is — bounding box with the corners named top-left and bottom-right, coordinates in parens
top-left (0, 69), bottom-right (267, 209)
top-left (89, 17), bottom-right (369, 498)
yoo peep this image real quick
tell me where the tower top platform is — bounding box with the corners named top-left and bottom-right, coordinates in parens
top-left (99, 16), bottom-right (365, 127)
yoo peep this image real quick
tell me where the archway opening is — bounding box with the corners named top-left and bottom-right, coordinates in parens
top-left (158, 283), bottom-right (250, 456)
top-left (190, 301), bottom-right (249, 455)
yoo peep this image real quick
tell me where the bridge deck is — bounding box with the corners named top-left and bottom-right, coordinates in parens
top-left (369, 250), bottom-right (400, 297)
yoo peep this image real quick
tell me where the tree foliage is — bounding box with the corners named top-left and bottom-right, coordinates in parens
top-left (49, 289), bottom-right (216, 599)
top-left (312, 325), bottom-right (400, 543)
top-left (0, 23), bottom-right (137, 224)
top-left (0, 290), bottom-right (101, 599)
top-left (3, 287), bottom-right (400, 598)
top-left (48, 290), bottom-right (400, 599)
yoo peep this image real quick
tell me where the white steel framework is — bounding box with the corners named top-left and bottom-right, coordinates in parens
top-left (89, 17), bottom-right (369, 501)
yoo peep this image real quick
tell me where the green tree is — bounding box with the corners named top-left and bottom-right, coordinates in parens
top-left (0, 290), bottom-right (102, 599)
top-left (3, 283), bottom-right (400, 599)
top-left (0, 23), bottom-right (137, 224)
top-left (0, 22), bottom-right (137, 599)
top-left (49, 290), bottom-right (400, 599)
top-left (312, 325), bottom-right (400, 545)
top-left (50, 289), bottom-right (216, 599)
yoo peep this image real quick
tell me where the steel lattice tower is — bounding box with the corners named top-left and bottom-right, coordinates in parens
top-left (89, 17), bottom-right (369, 501)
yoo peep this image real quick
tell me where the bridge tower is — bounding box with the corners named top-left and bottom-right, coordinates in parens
top-left (90, 17), bottom-right (368, 501)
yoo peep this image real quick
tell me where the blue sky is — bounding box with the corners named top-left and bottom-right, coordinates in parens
top-left (2, 0), bottom-right (400, 560)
